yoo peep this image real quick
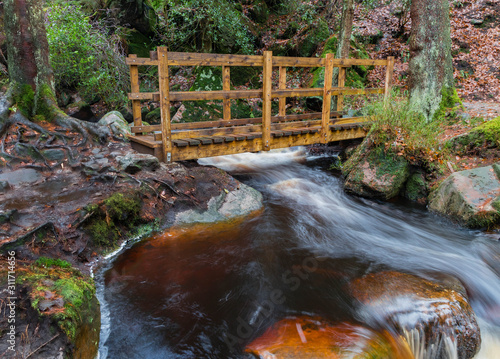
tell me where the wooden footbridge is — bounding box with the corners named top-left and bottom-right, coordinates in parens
top-left (127, 47), bottom-right (394, 162)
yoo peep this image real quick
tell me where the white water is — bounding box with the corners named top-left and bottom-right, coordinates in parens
top-left (98, 148), bottom-right (500, 358)
top-left (200, 148), bottom-right (500, 358)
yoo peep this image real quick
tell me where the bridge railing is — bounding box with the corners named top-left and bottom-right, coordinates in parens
top-left (126, 47), bottom-right (394, 162)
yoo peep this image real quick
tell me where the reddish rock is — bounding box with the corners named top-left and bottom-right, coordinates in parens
top-left (245, 316), bottom-right (412, 358)
top-left (429, 165), bottom-right (500, 228)
top-left (349, 272), bottom-right (481, 359)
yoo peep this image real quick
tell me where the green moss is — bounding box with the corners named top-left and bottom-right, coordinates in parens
top-left (467, 211), bottom-right (500, 229)
top-left (12, 83), bottom-right (56, 122)
top-left (299, 18), bottom-right (330, 57)
top-left (13, 84), bottom-right (35, 118)
top-left (404, 172), bottom-right (428, 202)
top-left (19, 263), bottom-right (96, 341)
top-left (84, 192), bottom-right (142, 247)
top-left (434, 86), bottom-right (462, 121)
top-left (35, 257), bottom-right (71, 269)
top-left (473, 116), bottom-right (500, 145)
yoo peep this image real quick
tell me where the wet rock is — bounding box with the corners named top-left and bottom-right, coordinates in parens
top-left (174, 183), bottom-right (263, 225)
top-left (429, 165), bottom-right (500, 228)
top-left (350, 271), bottom-right (481, 359)
top-left (245, 316), bottom-right (410, 358)
top-left (98, 111), bottom-right (131, 137)
top-left (0, 168), bottom-right (42, 186)
top-left (344, 152), bottom-right (410, 200)
top-left (117, 153), bottom-right (160, 174)
top-left (42, 149), bottom-right (66, 162)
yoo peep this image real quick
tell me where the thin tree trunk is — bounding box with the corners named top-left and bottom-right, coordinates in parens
top-left (333, 0), bottom-right (354, 108)
top-left (335, 0), bottom-right (354, 61)
top-left (408, 0), bottom-right (457, 121)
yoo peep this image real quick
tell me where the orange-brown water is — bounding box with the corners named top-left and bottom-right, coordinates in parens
top-left (97, 150), bottom-right (500, 358)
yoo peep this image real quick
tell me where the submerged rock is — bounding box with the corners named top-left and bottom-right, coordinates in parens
top-left (429, 165), bottom-right (500, 228)
top-left (245, 316), bottom-right (411, 358)
top-left (349, 271), bottom-right (481, 359)
top-left (174, 182), bottom-right (263, 225)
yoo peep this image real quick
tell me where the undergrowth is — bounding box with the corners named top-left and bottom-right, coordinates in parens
top-left (46, 2), bottom-right (129, 108)
top-left (357, 95), bottom-right (448, 172)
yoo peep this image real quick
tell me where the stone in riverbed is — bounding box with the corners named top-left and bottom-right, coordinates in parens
top-left (245, 316), bottom-right (411, 358)
top-left (428, 165), bottom-right (500, 228)
top-left (344, 150), bottom-right (410, 200)
top-left (349, 271), bottom-right (481, 359)
top-left (174, 182), bottom-right (263, 225)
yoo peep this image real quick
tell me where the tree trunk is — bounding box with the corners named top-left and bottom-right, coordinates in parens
top-left (333, 0), bottom-right (354, 108)
top-left (408, 0), bottom-right (458, 121)
top-left (4, 0), bottom-right (54, 92)
top-left (335, 0), bottom-right (354, 61)
top-left (1, 0), bottom-right (114, 141)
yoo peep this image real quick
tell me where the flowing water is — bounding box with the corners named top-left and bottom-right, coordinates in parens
top-left (97, 149), bottom-right (500, 358)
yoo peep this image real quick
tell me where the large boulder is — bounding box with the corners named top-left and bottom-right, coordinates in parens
top-left (173, 182), bottom-right (263, 225)
top-left (98, 111), bottom-right (131, 137)
top-left (245, 316), bottom-right (411, 358)
top-left (343, 147), bottom-right (410, 200)
top-left (349, 271), bottom-right (481, 359)
top-left (429, 164), bottom-right (500, 228)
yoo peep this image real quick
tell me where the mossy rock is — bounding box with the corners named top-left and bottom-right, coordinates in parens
top-left (145, 107), bottom-right (162, 124)
top-left (84, 192), bottom-right (143, 247)
top-left (343, 140), bottom-right (410, 200)
top-left (448, 116), bottom-right (500, 155)
top-left (429, 165), bottom-right (500, 229)
top-left (404, 171), bottom-right (429, 203)
top-left (18, 259), bottom-right (100, 358)
top-left (298, 19), bottom-right (330, 57)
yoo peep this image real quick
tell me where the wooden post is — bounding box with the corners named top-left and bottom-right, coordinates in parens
top-left (222, 65), bottom-right (231, 121)
top-left (262, 51), bottom-right (273, 151)
top-left (321, 53), bottom-right (334, 144)
top-left (278, 66), bottom-right (286, 117)
top-left (129, 54), bottom-right (142, 126)
top-left (384, 56), bottom-right (395, 101)
top-left (337, 66), bottom-right (346, 113)
top-left (157, 47), bottom-right (172, 163)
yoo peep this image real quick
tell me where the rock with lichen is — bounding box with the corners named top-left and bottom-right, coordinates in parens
top-left (429, 164), bottom-right (500, 228)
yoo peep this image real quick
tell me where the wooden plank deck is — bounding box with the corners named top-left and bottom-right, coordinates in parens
top-left (126, 48), bottom-right (394, 162)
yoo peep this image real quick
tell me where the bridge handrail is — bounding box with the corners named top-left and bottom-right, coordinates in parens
top-left (127, 47), bottom-right (394, 162)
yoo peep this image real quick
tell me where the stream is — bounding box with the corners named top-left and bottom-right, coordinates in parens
top-left (96, 149), bottom-right (500, 358)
